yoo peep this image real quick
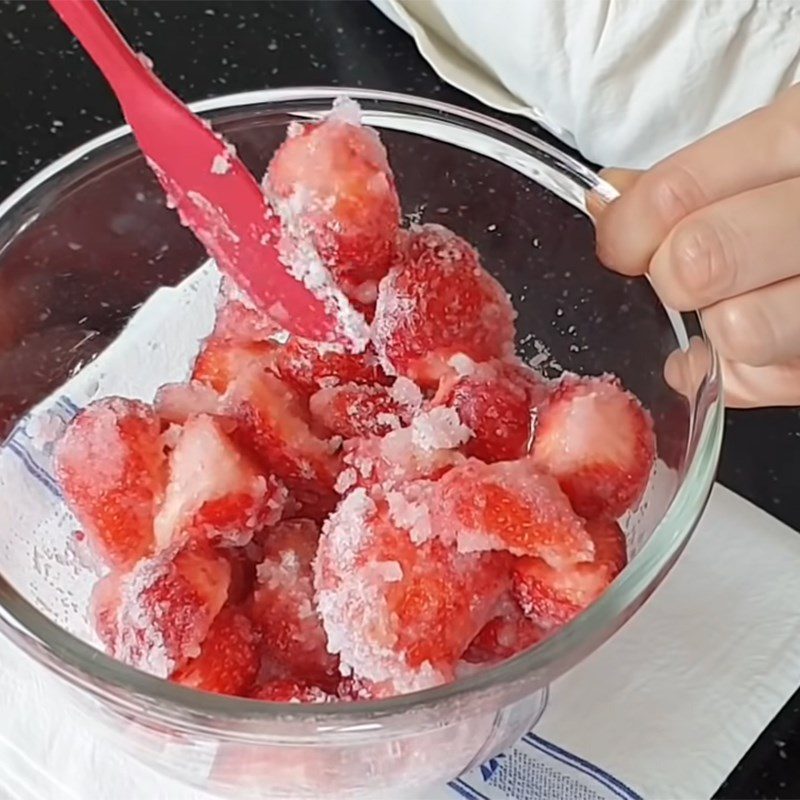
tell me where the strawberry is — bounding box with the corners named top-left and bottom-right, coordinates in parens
top-left (192, 338), bottom-right (278, 394)
top-left (272, 336), bottom-right (389, 401)
top-left (55, 397), bottom-right (166, 569)
top-left (172, 608), bottom-right (260, 696)
top-left (211, 293), bottom-right (284, 343)
top-left (96, 539), bottom-right (231, 676)
top-left (434, 359), bottom-right (550, 463)
top-left (463, 595), bottom-right (545, 664)
top-left (265, 102), bottom-right (401, 301)
top-left (315, 490), bottom-right (511, 694)
top-left (532, 374), bottom-right (656, 520)
top-left (434, 459), bottom-right (594, 569)
top-left (249, 519), bottom-right (339, 691)
top-left (309, 381), bottom-right (418, 439)
top-left (371, 224), bottom-right (516, 387)
top-left (512, 518), bottom-right (628, 627)
top-left (223, 365), bottom-right (341, 501)
top-left (154, 414), bottom-right (287, 548)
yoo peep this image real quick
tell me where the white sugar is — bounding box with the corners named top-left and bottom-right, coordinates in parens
top-left (447, 353), bottom-right (477, 377)
top-left (411, 407), bottom-right (472, 452)
top-left (334, 467), bottom-right (358, 494)
top-left (386, 489), bottom-right (433, 545)
top-left (388, 376), bottom-right (423, 410)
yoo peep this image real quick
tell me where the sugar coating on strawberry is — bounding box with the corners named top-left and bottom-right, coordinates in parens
top-left (433, 359), bottom-right (550, 463)
top-left (512, 518), bottom-right (628, 628)
top-left (532, 374), bottom-right (655, 520)
top-left (272, 336), bottom-right (389, 400)
top-left (252, 679), bottom-right (338, 704)
top-left (250, 519), bottom-right (340, 689)
top-left (93, 540), bottom-right (231, 677)
top-left (172, 608), bottom-right (260, 696)
top-left (341, 406), bottom-right (469, 492)
top-left (154, 414), bottom-right (286, 548)
top-left (212, 289), bottom-right (286, 343)
top-left (223, 366), bottom-right (341, 499)
top-left (315, 489), bottom-right (511, 693)
top-left (55, 398), bottom-right (166, 569)
top-left (371, 224), bottom-right (517, 386)
top-left (309, 380), bottom-right (420, 439)
top-left (265, 98), bottom-right (400, 302)
top-left (463, 594), bottom-right (545, 664)
top-left (434, 459), bottom-right (594, 569)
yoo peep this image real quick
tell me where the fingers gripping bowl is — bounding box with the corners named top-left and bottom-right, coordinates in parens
top-left (0, 89), bottom-right (722, 798)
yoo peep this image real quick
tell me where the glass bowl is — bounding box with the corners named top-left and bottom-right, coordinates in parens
top-left (0, 88), bottom-right (723, 799)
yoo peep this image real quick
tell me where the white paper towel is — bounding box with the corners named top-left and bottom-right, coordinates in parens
top-left (2, 264), bottom-right (800, 799)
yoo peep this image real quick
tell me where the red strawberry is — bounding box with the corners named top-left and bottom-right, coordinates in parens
top-left (249, 519), bottom-right (339, 691)
top-left (251, 679), bottom-right (337, 703)
top-left (55, 397), bottom-right (166, 569)
top-left (532, 375), bottom-right (656, 520)
top-left (95, 539), bottom-right (231, 676)
top-left (434, 458), bottom-right (594, 569)
top-left (463, 595), bottom-right (545, 664)
top-left (512, 518), bottom-right (628, 628)
top-left (265, 103), bottom-right (401, 301)
top-left (192, 339), bottom-right (278, 394)
top-left (211, 293), bottom-right (284, 343)
top-left (434, 360), bottom-right (550, 463)
top-left (172, 608), bottom-right (260, 696)
top-left (154, 414), bottom-right (286, 548)
top-left (315, 490), bottom-right (511, 693)
top-left (272, 336), bottom-right (389, 400)
top-left (371, 224), bottom-right (516, 387)
top-left (154, 381), bottom-right (222, 425)
top-left (309, 381), bottom-right (419, 439)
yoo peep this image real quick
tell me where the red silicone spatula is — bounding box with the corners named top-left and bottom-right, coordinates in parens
top-left (49, 0), bottom-right (367, 350)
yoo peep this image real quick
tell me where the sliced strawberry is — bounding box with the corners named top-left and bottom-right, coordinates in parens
top-left (272, 336), bottom-right (389, 400)
top-left (155, 414), bottom-right (287, 549)
top-left (172, 608), bottom-right (260, 696)
top-left (249, 518), bottom-right (339, 690)
top-left (97, 539), bottom-right (231, 677)
top-left (434, 360), bottom-right (550, 463)
top-left (192, 339), bottom-right (278, 394)
top-left (154, 381), bottom-right (222, 425)
top-left (434, 458), bottom-right (594, 569)
top-left (212, 292), bottom-right (285, 343)
top-left (309, 381), bottom-right (419, 439)
top-left (463, 594), bottom-right (545, 664)
top-left (512, 518), bottom-right (628, 628)
top-left (251, 679), bottom-right (337, 703)
top-left (55, 397), bottom-right (166, 569)
top-left (315, 490), bottom-right (511, 693)
top-left (265, 102), bottom-right (401, 301)
top-left (341, 406), bottom-right (468, 492)
top-left (532, 374), bottom-right (656, 519)
top-left (371, 224), bottom-right (516, 387)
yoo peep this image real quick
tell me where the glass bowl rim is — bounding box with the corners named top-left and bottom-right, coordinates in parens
top-left (0, 86), bottom-right (724, 724)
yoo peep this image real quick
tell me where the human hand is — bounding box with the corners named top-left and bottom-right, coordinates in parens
top-left (593, 85), bottom-right (800, 408)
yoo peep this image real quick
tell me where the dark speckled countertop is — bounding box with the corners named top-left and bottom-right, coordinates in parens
top-left (1, 1), bottom-right (799, 797)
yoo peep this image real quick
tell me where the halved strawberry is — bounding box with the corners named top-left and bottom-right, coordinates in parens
top-left (463, 594), bottom-right (545, 664)
top-left (532, 375), bottom-right (656, 519)
top-left (512, 518), bottom-right (628, 628)
top-left (222, 367), bottom-right (341, 512)
top-left (172, 608), bottom-right (260, 696)
top-left (55, 397), bottom-right (166, 569)
top-left (192, 339), bottom-right (278, 394)
top-left (97, 538), bottom-right (231, 677)
top-left (272, 336), bottom-right (389, 400)
top-left (309, 381), bottom-right (418, 439)
top-left (265, 102), bottom-right (401, 301)
top-left (371, 224), bottom-right (516, 387)
top-left (154, 414), bottom-right (286, 548)
top-left (434, 458), bottom-right (594, 569)
top-left (249, 518), bottom-right (339, 691)
top-left (434, 360), bottom-right (549, 463)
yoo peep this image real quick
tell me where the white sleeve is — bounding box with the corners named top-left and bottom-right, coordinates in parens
top-left (373, 0), bottom-right (800, 168)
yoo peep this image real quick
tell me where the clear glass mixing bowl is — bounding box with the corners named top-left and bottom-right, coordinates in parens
top-left (0, 88), bottom-right (723, 799)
